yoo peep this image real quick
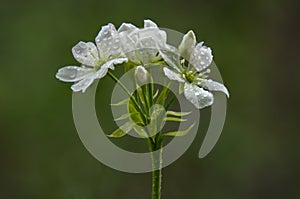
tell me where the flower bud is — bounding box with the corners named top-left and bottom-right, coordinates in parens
top-left (135, 66), bottom-right (149, 85)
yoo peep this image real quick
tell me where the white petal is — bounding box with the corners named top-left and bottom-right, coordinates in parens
top-left (56, 66), bottom-right (94, 82)
top-left (118, 30), bottom-right (140, 64)
top-left (201, 79), bottom-right (229, 97)
top-left (189, 42), bottom-right (213, 72)
top-left (72, 42), bottom-right (99, 67)
top-left (178, 30), bottom-right (196, 60)
top-left (184, 83), bottom-right (214, 109)
top-left (71, 75), bottom-right (95, 93)
top-left (125, 28), bottom-right (167, 64)
top-left (136, 37), bottom-right (161, 64)
top-left (144, 19), bottom-right (158, 28)
top-left (130, 28), bottom-right (166, 47)
top-left (94, 58), bottom-right (128, 79)
top-left (95, 23), bottom-right (123, 60)
top-left (158, 45), bottom-right (181, 71)
top-left (163, 67), bottom-right (184, 83)
top-left (118, 23), bottom-right (137, 33)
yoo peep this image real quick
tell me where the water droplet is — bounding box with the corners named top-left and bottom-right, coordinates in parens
top-left (70, 72), bottom-right (76, 78)
top-left (200, 61), bottom-right (205, 65)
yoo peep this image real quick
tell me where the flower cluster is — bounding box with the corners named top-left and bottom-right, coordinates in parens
top-left (56, 19), bottom-right (229, 109)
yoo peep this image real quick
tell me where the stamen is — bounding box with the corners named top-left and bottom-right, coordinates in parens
top-left (202, 69), bottom-right (211, 75)
top-left (180, 59), bottom-right (185, 65)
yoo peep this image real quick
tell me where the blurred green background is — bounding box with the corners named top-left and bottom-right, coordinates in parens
top-left (1, 0), bottom-right (300, 198)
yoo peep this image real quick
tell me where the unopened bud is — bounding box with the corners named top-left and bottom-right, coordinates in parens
top-left (135, 66), bottom-right (149, 85)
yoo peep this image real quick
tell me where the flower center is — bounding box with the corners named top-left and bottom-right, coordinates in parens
top-left (185, 71), bottom-right (195, 83)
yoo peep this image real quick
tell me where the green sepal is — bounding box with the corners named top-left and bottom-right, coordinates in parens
top-left (107, 122), bottom-right (134, 138)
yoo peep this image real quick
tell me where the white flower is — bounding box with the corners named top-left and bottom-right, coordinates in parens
top-left (56, 23), bottom-right (128, 92)
top-left (160, 30), bottom-right (229, 109)
top-left (117, 19), bottom-right (167, 65)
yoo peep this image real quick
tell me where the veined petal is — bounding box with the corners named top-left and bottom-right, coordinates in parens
top-left (118, 23), bottom-right (137, 33)
top-left (158, 45), bottom-right (181, 71)
top-left (72, 42), bottom-right (99, 67)
top-left (56, 66), bottom-right (94, 82)
top-left (125, 27), bottom-right (167, 64)
top-left (119, 30), bottom-right (140, 64)
top-left (95, 23), bottom-right (123, 60)
top-left (184, 83), bottom-right (214, 109)
top-left (130, 28), bottom-right (167, 48)
top-left (163, 67), bottom-right (184, 83)
top-left (200, 79), bottom-right (229, 97)
top-left (189, 42), bottom-right (213, 72)
top-left (71, 75), bottom-right (95, 93)
top-left (144, 19), bottom-right (158, 28)
top-left (94, 58), bottom-right (128, 79)
top-left (179, 30), bottom-right (196, 60)
top-left (136, 37), bottom-right (161, 63)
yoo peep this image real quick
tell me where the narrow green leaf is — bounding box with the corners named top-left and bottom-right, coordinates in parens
top-left (153, 89), bottom-right (159, 99)
top-left (166, 111), bottom-right (191, 117)
top-left (163, 123), bottom-right (195, 137)
top-left (165, 95), bottom-right (176, 110)
top-left (111, 98), bottom-right (129, 106)
top-left (107, 122), bottom-right (133, 138)
top-left (164, 117), bottom-right (187, 122)
top-left (137, 86), bottom-right (147, 109)
top-left (114, 113), bottom-right (130, 121)
top-left (128, 100), bottom-right (145, 126)
top-left (156, 83), bottom-right (171, 106)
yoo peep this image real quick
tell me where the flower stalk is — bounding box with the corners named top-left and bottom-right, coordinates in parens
top-left (151, 140), bottom-right (163, 199)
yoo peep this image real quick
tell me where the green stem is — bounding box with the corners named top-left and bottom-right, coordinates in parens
top-left (151, 137), bottom-right (163, 199)
top-left (107, 71), bottom-right (148, 124)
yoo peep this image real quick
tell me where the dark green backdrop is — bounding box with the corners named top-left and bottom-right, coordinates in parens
top-left (1, 0), bottom-right (299, 198)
